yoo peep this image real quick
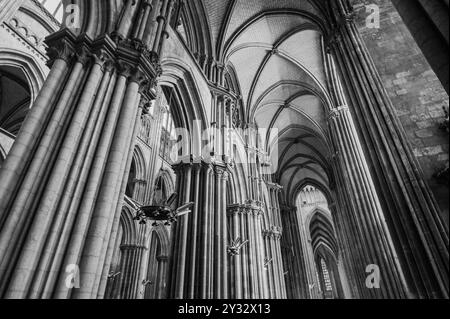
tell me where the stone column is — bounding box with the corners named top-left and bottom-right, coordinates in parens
top-left (329, 105), bottom-right (409, 298)
top-left (297, 207), bottom-right (320, 299)
top-left (328, 201), bottom-right (359, 298)
top-left (169, 162), bottom-right (192, 298)
top-left (262, 228), bottom-right (285, 299)
top-left (168, 162), bottom-right (230, 299)
top-left (104, 225), bottom-right (124, 299)
top-left (228, 202), bottom-right (268, 299)
top-left (199, 165), bottom-right (213, 298)
top-left (325, 48), bottom-right (408, 298)
top-left (97, 98), bottom-right (148, 299)
top-left (156, 255), bottom-right (168, 299)
top-left (0, 0), bottom-right (178, 299)
top-left (117, 244), bottom-right (145, 299)
top-left (263, 183), bottom-right (287, 299)
top-left (329, 0), bottom-right (449, 298)
top-left (0, 29), bottom-right (161, 300)
top-left (280, 206), bottom-right (309, 299)
top-left (336, 254), bottom-right (352, 299)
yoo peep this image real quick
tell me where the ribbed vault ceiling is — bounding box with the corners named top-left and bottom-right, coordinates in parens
top-left (202, 0), bottom-right (332, 202)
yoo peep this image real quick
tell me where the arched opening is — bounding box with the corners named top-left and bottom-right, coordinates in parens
top-left (125, 159), bottom-right (137, 199)
top-left (124, 146), bottom-right (148, 203)
top-left (0, 49), bottom-right (47, 163)
top-left (159, 106), bottom-right (177, 163)
top-left (153, 175), bottom-right (168, 206)
top-left (144, 230), bottom-right (167, 299)
top-left (284, 185), bottom-right (349, 299)
top-left (298, 185), bottom-right (346, 299)
top-left (317, 257), bottom-right (333, 298)
top-left (0, 66), bottom-right (31, 136)
top-left (175, 2), bottom-right (190, 46)
top-left (0, 65), bottom-right (32, 165)
top-left (313, 245), bottom-right (344, 300)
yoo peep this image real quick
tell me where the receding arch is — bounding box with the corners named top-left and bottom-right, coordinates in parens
top-left (308, 209), bottom-right (338, 257)
top-left (160, 59), bottom-right (210, 130)
top-left (0, 49), bottom-right (46, 106)
top-left (152, 168), bottom-right (176, 205)
top-left (144, 225), bottom-right (170, 299)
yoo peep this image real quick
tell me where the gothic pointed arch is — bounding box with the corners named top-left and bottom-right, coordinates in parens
top-left (173, 0), bottom-right (214, 60)
top-left (152, 168), bottom-right (176, 205)
top-left (125, 145), bottom-right (147, 201)
top-left (144, 224), bottom-right (170, 299)
top-left (0, 48), bottom-right (46, 107)
top-left (160, 59), bottom-right (209, 131)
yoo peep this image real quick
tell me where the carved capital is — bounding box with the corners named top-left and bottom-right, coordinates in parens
top-left (192, 162), bottom-right (203, 172)
top-left (139, 96), bottom-right (152, 112)
top-left (47, 38), bottom-right (75, 64)
top-left (91, 49), bottom-right (112, 69)
top-left (130, 68), bottom-right (147, 85)
top-left (117, 60), bottom-right (134, 77)
top-left (103, 60), bottom-right (116, 73)
top-left (214, 164), bottom-right (226, 176)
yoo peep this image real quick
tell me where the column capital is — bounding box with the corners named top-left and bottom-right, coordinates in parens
top-left (172, 161), bottom-right (193, 173)
top-left (263, 226), bottom-right (283, 240)
top-left (328, 105), bottom-right (349, 121)
top-left (117, 60), bottom-right (134, 77)
top-left (75, 47), bottom-right (93, 67)
top-left (47, 36), bottom-right (76, 66)
top-left (214, 164), bottom-right (230, 180)
top-left (227, 202), bottom-right (263, 217)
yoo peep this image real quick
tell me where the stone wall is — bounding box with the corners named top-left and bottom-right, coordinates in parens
top-left (352, 0), bottom-right (449, 223)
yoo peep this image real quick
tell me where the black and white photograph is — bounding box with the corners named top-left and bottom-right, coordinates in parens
top-left (0, 0), bottom-right (448, 312)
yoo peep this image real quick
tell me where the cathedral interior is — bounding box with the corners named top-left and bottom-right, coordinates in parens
top-left (0, 0), bottom-right (448, 300)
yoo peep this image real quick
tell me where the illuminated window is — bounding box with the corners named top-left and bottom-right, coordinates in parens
top-left (38, 0), bottom-right (64, 22)
top-left (321, 258), bottom-right (333, 292)
top-left (159, 108), bottom-right (177, 163)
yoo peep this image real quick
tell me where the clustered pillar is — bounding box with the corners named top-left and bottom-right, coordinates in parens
top-left (0, 39), bottom-right (149, 299)
top-left (263, 183), bottom-right (287, 299)
top-left (328, 0), bottom-right (449, 298)
top-left (324, 50), bottom-right (408, 299)
top-left (280, 206), bottom-right (309, 299)
top-left (168, 162), bottom-right (229, 299)
top-left (227, 203), bottom-right (268, 299)
top-left (0, 0), bottom-right (177, 299)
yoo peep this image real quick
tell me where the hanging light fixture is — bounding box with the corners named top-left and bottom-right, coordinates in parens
top-left (134, 88), bottom-right (194, 226)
